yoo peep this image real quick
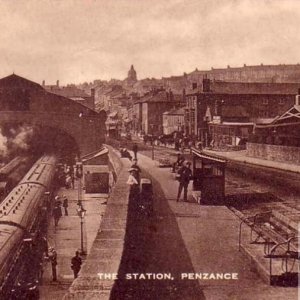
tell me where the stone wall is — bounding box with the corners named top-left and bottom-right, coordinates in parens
top-left (63, 151), bottom-right (131, 300)
top-left (247, 142), bottom-right (300, 164)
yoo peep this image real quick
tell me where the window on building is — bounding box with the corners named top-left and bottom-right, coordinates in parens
top-left (262, 110), bottom-right (269, 118)
top-left (190, 112), bottom-right (195, 123)
top-left (279, 98), bottom-right (285, 105)
top-left (262, 98), bottom-right (268, 105)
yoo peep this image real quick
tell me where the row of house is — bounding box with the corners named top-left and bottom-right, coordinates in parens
top-left (184, 78), bottom-right (299, 149)
top-left (122, 78), bottom-right (300, 153)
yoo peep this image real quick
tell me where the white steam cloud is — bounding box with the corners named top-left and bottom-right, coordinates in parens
top-left (0, 125), bottom-right (34, 162)
top-left (0, 128), bottom-right (8, 158)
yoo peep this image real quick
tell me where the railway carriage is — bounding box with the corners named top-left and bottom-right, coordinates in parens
top-left (0, 155), bottom-right (57, 298)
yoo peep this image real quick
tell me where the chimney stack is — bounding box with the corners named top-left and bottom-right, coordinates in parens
top-left (91, 88), bottom-right (96, 110)
top-left (42, 80), bottom-right (45, 86)
top-left (56, 80), bottom-right (59, 87)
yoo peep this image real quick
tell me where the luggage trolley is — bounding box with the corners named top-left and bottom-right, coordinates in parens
top-left (139, 178), bottom-right (153, 216)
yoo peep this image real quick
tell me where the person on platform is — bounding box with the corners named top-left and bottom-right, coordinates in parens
top-left (172, 153), bottom-right (185, 173)
top-left (71, 251), bottom-right (82, 279)
top-left (127, 168), bottom-right (139, 200)
top-left (65, 175), bottom-right (72, 189)
top-left (62, 196), bottom-right (68, 216)
top-left (132, 143), bottom-right (138, 160)
top-left (53, 203), bottom-right (62, 227)
top-left (176, 161), bottom-right (193, 202)
top-left (48, 247), bottom-right (58, 282)
top-left (71, 173), bottom-right (75, 189)
top-left (131, 158), bottom-right (141, 184)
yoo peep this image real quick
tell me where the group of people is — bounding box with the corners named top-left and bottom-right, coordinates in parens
top-left (126, 150), bottom-right (193, 203)
top-left (56, 163), bottom-right (83, 190)
top-left (120, 143), bottom-right (139, 161)
top-left (46, 246), bottom-right (82, 281)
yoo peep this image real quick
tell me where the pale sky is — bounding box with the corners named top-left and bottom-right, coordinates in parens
top-left (0, 0), bottom-right (300, 84)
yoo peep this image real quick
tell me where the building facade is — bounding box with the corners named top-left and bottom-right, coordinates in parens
top-left (132, 89), bottom-right (183, 136)
top-left (162, 108), bottom-right (185, 135)
top-left (184, 79), bottom-right (299, 147)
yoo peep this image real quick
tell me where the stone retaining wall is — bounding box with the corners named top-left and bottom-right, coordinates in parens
top-left (247, 142), bottom-right (300, 164)
top-left (63, 151), bottom-right (131, 300)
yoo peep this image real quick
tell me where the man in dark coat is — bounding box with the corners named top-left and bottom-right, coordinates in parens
top-left (63, 196), bottom-right (68, 216)
top-left (131, 158), bottom-right (141, 184)
top-left (176, 161), bottom-right (193, 202)
top-left (71, 251), bottom-right (82, 279)
top-left (132, 143), bottom-right (138, 159)
top-left (53, 203), bottom-right (62, 227)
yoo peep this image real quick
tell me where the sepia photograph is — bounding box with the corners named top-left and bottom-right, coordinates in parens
top-left (0, 0), bottom-right (299, 299)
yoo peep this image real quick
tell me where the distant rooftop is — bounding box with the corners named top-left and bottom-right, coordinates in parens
top-left (186, 81), bottom-right (300, 95)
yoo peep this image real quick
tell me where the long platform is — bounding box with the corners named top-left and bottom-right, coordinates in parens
top-left (130, 152), bottom-right (298, 299)
top-left (39, 179), bottom-right (107, 299)
top-left (42, 147), bottom-right (298, 299)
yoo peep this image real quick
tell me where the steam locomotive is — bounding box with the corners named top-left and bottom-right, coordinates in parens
top-left (0, 154), bottom-right (57, 299)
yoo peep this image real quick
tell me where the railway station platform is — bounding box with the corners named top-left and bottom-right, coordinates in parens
top-left (40, 147), bottom-right (297, 299)
top-left (128, 152), bottom-right (298, 299)
top-left (39, 179), bottom-right (107, 299)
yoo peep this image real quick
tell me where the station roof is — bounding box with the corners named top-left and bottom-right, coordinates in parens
top-left (256, 105), bottom-right (300, 128)
top-left (0, 73), bottom-right (100, 115)
top-left (0, 74), bottom-right (43, 91)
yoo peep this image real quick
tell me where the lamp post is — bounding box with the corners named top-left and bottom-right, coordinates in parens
top-left (77, 206), bottom-right (86, 255)
top-left (150, 124), bottom-right (154, 160)
top-left (76, 161), bottom-right (85, 255)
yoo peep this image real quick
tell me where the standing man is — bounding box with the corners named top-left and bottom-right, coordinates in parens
top-left (176, 161), bottom-right (193, 202)
top-left (48, 247), bottom-right (58, 282)
top-left (132, 143), bottom-right (138, 160)
top-left (63, 196), bottom-right (68, 216)
top-left (131, 158), bottom-right (141, 184)
top-left (71, 251), bottom-right (82, 279)
top-left (53, 203), bottom-right (62, 227)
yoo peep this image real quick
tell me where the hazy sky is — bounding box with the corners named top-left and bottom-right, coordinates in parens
top-left (0, 0), bottom-right (300, 84)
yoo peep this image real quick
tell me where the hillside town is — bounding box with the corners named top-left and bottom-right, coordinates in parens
top-left (1, 1), bottom-right (300, 299)
top-left (43, 63), bottom-right (300, 165)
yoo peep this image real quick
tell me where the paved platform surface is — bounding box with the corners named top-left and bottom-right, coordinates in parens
top-left (39, 179), bottom-right (107, 300)
top-left (132, 152), bottom-right (298, 300)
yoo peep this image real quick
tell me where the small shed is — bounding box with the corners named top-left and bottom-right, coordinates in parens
top-left (191, 148), bottom-right (226, 205)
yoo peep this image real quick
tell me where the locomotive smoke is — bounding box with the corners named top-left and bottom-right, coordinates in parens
top-left (9, 125), bottom-right (34, 152)
top-left (0, 128), bottom-right (8, 158)
top-left (0, 125), bottom-right (34, 162)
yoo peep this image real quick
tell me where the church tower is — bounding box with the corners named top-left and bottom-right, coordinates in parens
top-left (127, 65), bottom-right (137, 83)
